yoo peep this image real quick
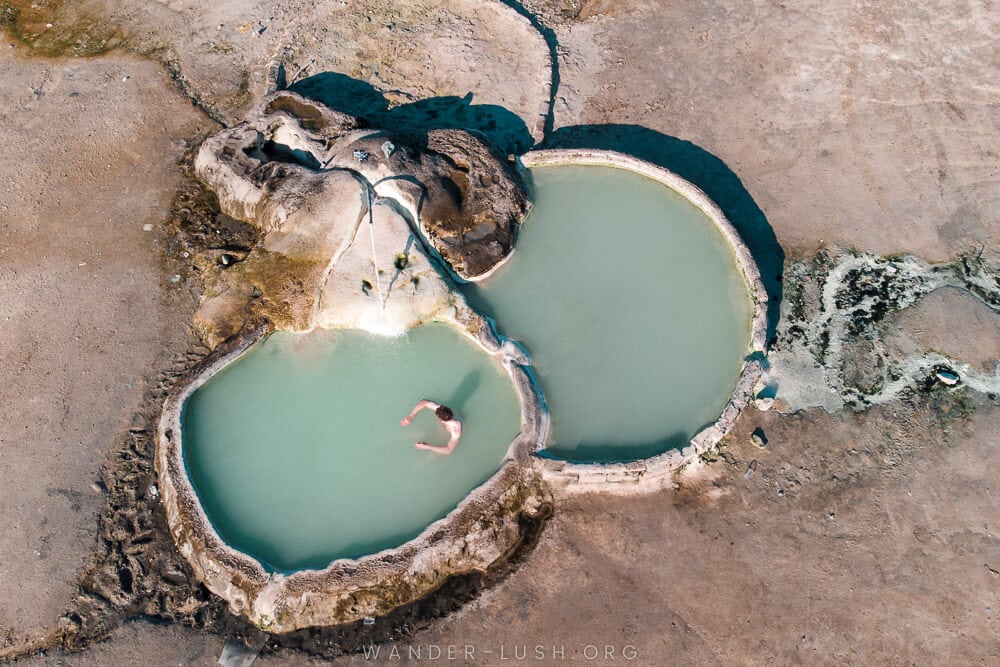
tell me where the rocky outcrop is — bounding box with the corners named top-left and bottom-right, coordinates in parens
top-left (191, 91), bottom-right (529, 346)
top-left (423, 129), bottom-right (529, 279)
top-left (321, 127), bottom-right (530, 279)
top-left (766, 251), bottom-right (1000, 413)
top-left (158, 90), bottom-right (548, 631)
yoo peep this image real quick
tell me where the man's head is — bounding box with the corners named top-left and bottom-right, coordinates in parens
top-left (435, 405), bottom-right (454, 422)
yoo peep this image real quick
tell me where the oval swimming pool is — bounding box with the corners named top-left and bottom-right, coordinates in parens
top-left (462, 163), bottom-right (755, 462)
top-left (181, 323), bottom-right (522, 572)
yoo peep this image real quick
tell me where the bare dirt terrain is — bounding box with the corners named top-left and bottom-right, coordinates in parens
top-left (2, 0), bottom-right (999, 664)
top-left (0, 46), bottom-right (204, 635)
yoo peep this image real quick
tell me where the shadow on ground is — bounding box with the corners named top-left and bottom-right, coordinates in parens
top-left (290, 72), bottom-right (533, 156)
top-left (494, 0), bottom-right (560, 139)
top-left (287, 74), bottom-right (783, 344)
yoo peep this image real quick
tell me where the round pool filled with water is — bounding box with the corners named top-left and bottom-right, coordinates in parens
top-left (182, 323), bottom-right (522, 572)
top-left (462, 164), bottom-right (754, 462)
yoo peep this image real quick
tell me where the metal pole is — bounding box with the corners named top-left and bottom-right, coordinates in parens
top-left (366, 187), bottom-right (386, 309)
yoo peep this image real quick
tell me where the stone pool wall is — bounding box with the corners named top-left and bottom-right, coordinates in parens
top-left (155, 120), bottom-right (766, 631)
top-left (156, 314), bottom-right (550, 632)
top-left (518, 149), bottom-right (769, 496)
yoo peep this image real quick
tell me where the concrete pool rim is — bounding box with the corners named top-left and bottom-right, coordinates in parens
top-left (516, 149), bottom-right (769, 495)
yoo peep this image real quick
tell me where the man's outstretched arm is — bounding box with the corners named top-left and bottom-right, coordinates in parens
top-left (414, 434), bottom-right (459, 455)
top-left (400, 399), bottom-right (440, 426)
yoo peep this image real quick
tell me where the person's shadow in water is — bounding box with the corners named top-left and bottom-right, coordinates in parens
top-left (445, 369), bottom-right (482, 416)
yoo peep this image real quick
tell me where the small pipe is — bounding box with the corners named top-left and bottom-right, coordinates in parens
top-left (366, 186), bottom-right (386, 309)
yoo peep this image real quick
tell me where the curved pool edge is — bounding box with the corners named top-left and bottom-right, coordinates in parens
top-left (156, 312), bottom-right (551, 633)
top-left (155, 146), bottom-right (769, 627)
top-left (518, 149), bottom-right (769, 496)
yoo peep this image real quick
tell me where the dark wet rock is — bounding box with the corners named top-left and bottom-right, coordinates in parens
top-left (420, 129), bottom-right (528, 280)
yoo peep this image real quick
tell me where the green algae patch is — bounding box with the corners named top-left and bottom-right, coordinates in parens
top-left (229, 249), bottom-right (327, 331)
top-left (1, 0), bottom-right (125, 58)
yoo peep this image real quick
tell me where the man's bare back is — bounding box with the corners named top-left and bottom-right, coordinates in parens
top-left (400, 399), bottom-right (463, 454)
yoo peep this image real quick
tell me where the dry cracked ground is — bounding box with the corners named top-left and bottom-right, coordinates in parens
top-left (1, 0), bottom-right (999, 664)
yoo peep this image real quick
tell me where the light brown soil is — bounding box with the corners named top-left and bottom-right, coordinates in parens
top-left (554, 0), bottom-right (1000, 262)
top-left (19, 621), bottom-right (223, 666)
top-left (0, 46), bottom-right (204, 636)
top-left (3, 0), bottom-right (999, 664)
top-left (883, 286), bottom-right (1000, 373)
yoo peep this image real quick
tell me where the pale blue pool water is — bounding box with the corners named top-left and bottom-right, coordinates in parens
top-left (462, 164), bottom-right (754, 462)
top-left (182, 323), bottom-right (522, 572)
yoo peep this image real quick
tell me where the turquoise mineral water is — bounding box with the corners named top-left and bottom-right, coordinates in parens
top-left (182, 323), bottom-right (522, 572)
top-left (462, 164), bottom-right (754, 462)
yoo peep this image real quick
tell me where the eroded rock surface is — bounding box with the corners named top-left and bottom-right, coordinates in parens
top-left (192, 91), bottom-right (528, 344)
top-left (146, 90), bottom-right (548, 634)
top-left (325, 127), bottom-right (529, 279)
top-left (766, 250), bottom-right (1000, 413)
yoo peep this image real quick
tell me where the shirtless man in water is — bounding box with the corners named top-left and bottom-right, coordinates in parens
top-left (400, 399), bottom-right (463, 454)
